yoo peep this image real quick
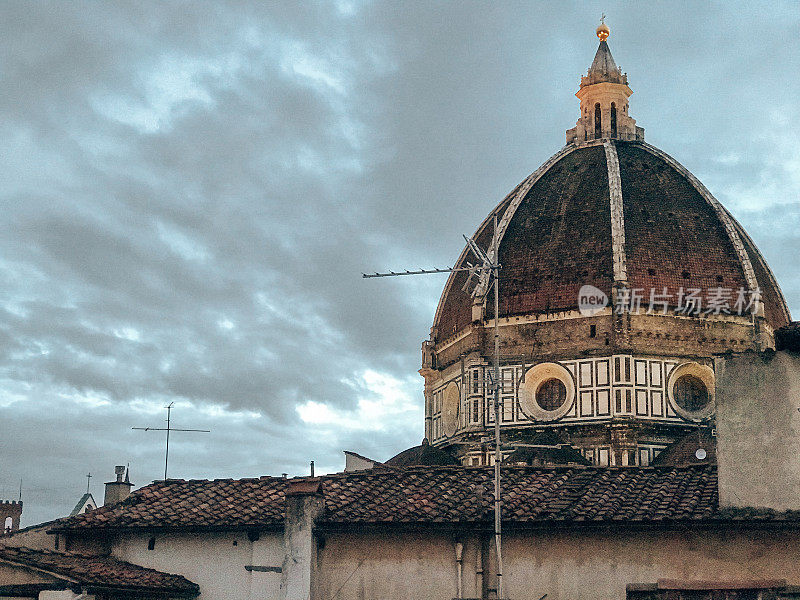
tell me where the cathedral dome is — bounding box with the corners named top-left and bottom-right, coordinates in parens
top-left (420, 26), bottom-right (793, 469)
top-left (432, 140), bottom-right (791, 342)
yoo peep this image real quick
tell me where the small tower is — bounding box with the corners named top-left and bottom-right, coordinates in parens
top-left (0, 501), bottom-right (23, 534)
top-left (566, 21), bottom-right (644, 145)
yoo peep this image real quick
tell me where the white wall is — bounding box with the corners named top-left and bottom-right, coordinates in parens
top-left (112, 530), bottom-right (284, 600)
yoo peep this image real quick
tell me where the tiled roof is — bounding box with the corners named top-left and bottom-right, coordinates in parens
top-left (52, 464), bottom-right (800, 533)
top-left (54, 476), bottom-right (286, 531)
top-left (650, 431), bottom-right (716, 467)
top-left (320, 465), bottom-right (720, 524)
top-left (384, 440), bottom-right (460, 467)
top-left (0, 546), bottom-right (199, 595)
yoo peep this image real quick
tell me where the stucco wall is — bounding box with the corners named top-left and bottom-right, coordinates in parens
top-left (316, 530), bottom-right (474, 600)
top-left (505, 528), bottom-right (800, 600)
top-left (112, 530), bottom-right (284, 600)
top-left (0, 525), bottom-right (56, 551)
top-left (318, 527), bottom-right (800, 600)
top-left (716, 350), bottom-right (800, 510)
top-left (0, 563), bottom-right (59, 587)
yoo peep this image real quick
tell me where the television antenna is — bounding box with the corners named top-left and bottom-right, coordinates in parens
top-left (363, 214), bottom-right (505, 599)
top-left (132, 402), bottom-right (210, 480)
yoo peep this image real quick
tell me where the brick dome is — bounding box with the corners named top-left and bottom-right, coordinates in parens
top-left (432, 140), bottom-right (791, 343)
top-left (420, 30), bottom-right (793, 470)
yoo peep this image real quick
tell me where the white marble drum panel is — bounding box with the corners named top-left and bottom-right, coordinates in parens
top-left (426, 354), bottom-right (703, 442)
top-left (560, 355), bottom-right (684, 422)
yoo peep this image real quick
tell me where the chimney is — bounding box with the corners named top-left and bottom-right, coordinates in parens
top-left (281, 479), bottom-right (324, 600)
top-left (104, 466), bottom-right (133, 506)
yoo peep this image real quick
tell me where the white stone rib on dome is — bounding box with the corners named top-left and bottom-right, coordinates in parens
top-left (431, 144), bottom-right (578, 331)
top-left (638, 142), bottom-right (759, 293)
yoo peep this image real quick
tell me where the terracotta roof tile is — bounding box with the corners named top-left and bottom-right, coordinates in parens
top-left (52, 465), bottom-right (800, 532)
top-left (0, 546), bottom-right (198, 594)
top-left (54, 476), bottom-right (286, 531)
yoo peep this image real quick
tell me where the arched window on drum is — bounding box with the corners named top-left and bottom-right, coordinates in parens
top-left (594, 103), bottom-right (602, 139)
top-left (611, 102), bottom-right (618, 137)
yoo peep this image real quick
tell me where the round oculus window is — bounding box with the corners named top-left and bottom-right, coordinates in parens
top-left (441, 382), bottom-right (460, 438)
top-left (536, 378), bottom-right (567, 411)
top-left (519, 362), bottom-right (575, 422)
top-left (673, 374), bottom-right (710, 412)
top-left (666, 362), bottom-right (715, 422)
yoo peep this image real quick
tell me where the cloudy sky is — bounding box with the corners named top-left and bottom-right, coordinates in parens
top-left (0, 1), bottom-right (798, 525)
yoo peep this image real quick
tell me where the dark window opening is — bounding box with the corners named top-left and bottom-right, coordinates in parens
top-left (589, 324), bottom-right (597, 338)
top-left (147, 537), bottom-right (156, 550)
top-left (611, 102), bottom-right (617, 137)
top-left (536, 378), bottom-right (567, 411)
top-left (594, 103), bottom-right (602, 139)
top-left (674, 375), bottom-right (710, 412)
top-left (682, 270), bottom-right (691, 279)
top-left (647, 268), bottom-right (656, 276)
top-left (716, 275), bottom-right (724, 282)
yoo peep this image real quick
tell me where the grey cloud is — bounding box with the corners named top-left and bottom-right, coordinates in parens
top-left (0, 1), bottom-right (797, 524)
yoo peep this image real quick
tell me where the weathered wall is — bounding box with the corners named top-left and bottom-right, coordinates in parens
top-left (716, 350), bottom-right (800, 510)
top-left (317, 526), bottom-right (800, 600)
top-left (0, 524), bottom-right (55, 551)
top-left (39, 592), bottom-right (89, 600)
top-left (434, 312), bottom-right (758, 371)
top-left (0, 563), bottom-right (59, 587)
top-left (282, 490), bottom-right (324, 600)
top-left (112, 530), bottom-right (284, 600)
top-left (316, 530), bottom-right (478, 600)
top-left (505, 527), bottom-right (800, 600)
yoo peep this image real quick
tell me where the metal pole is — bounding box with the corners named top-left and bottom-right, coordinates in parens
top-left (492, 214), bottom-right (503, 600)
top-left (361, 223), bottom-right (505, 594)
top-left (164, 403), bottom-right (172, 480)
top-left (132, 404), bottom-right (209, 481)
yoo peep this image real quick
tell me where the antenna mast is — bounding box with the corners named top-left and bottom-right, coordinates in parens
top-left (133, 402), bottom-right (211, 480)
top-left (363, 215), bottom-right (505, 599)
